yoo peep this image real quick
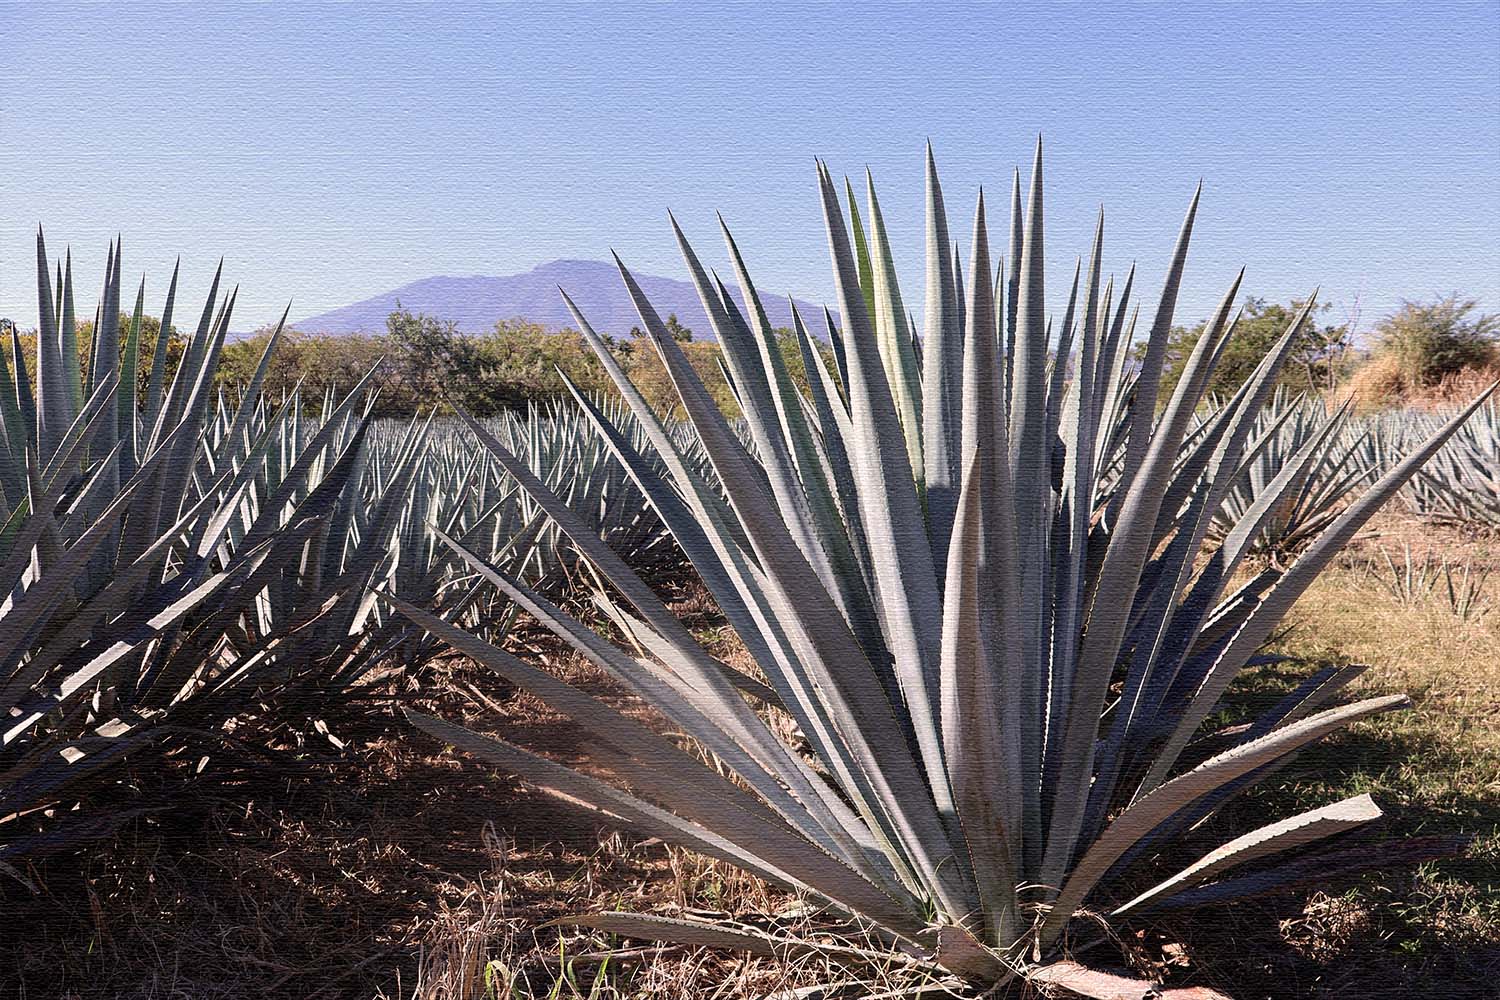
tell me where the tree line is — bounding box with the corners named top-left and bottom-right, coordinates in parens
top-left (4, 295), bottom-right (1494, 418)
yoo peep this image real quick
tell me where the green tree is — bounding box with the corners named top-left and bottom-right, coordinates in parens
top-left (664, 313), bottom-right (693, 343)
top-left (629, 312), bottom-right (694, 343)
top-left (480, 317), bottom-right (612, 409)
top-left (1156, 297), bottom-right (1352, 400)
top-left (387, 305), bottom-right (501, 414)
top-left (1372, 295), bottom-right (1499, 388)
top-left (28, 312), bottom-right (185, 398)
top-left (220, 328), bottom-right (409, 415)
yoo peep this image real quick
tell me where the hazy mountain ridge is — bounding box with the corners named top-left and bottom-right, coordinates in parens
top-left (291, 259), bottom-right (833, 340)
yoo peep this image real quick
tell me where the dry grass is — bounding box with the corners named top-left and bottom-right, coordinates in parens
top-left (1162, 508), bottom-right (1500, 996)
top-left (1336, 357), bottom-right (1500, 413)
top-left (2, 507), bottom-right (1497, 998)
top-left (0, 591), bottom-right (937, 1000)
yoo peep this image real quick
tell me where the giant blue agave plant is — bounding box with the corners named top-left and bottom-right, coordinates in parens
top-left (397, 143), bottom-right (1493, 992)
top-left (0, 235), bottom-right (531, 862)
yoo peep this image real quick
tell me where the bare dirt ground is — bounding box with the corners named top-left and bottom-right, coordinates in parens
top-left (2, 508), bottom-right (1497, 999)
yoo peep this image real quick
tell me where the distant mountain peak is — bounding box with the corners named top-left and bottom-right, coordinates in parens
top-left (291, 259), bottom-right (832, 340)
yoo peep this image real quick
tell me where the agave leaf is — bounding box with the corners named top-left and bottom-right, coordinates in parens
top-left (863, 171), bottom-right (924, 483)
top-left (1138, 835), bottom-right (1469, 914)
top-left (32, 231), bottom-right (73, 461)
top-left (4, 474), bottom-right (247, 701)
top-left (3, 557), bottom-right (252, 740)
top-left (91, 241), bottom-right (123, 457)
top-left (615, 254), bottom-right (966, 904)
top-left (423, 532), bottom-right (866, 866)
top-left (949, 190), bottom-right (1026, 891)
top-left (0, 448), bottom-right (144, 668)
top-left (552, 363), bottom-right (905, 857)
top-left (118, 274), bottom-right (145, 477)
top-left (1117, 184), bottom-right (1201, 495)
top-left (56, 250), bottom-right (81, 414)
top-left (672, 227), bottom-right (870, 658)
top-left (789, 306), bottom-right (870, 581)
top-left (142, 258), bottom-right (180, 426)
top-left (402, 703), bottom-right (927, 937)
top-left (1041, 270), bottom-right (1246, 891)
top-left (1005, 140), bottom-right (1053, 863)
top-left (843, 177), bottom-right (878, 334)
top-left (1003, 167), bottom-right (1023, 382)
top-left (1112, 794), bottom-right (1383, 916)
top-left (1143, 383), bottom-right (1498, 792)
top-left (814, 164), bottom-right (952, 830)
top-left (220, 305), bottom-right (290, 465)
top-left (448, 399), bottom-right (753, 689)
top-left (151, 258), bottom-right (222, 443)
top-left (715, 223), bottom-right (878, 657)
top-left (1040, 694), bottom-right (1408, 945)
top-left (920, 143), bottom-right (963, 572)
top-left (1046, 215), bottom-right (1103, 770)
top-left (553, 911), bottom-right (917, 965)
top-left (1029, 962), bottom-right (1233, 1000)
top-left (939, 451), bottom-right (1017, 942)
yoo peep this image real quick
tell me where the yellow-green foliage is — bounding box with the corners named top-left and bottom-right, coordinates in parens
top-left (1155, 297), bottom-right (1353, 400)
top-left (216, 309), bottom-right (835, 418)
top-left (9, 314), bottom-right (186, 400)
top-left (1373, 296), bottom-right (1499, 390)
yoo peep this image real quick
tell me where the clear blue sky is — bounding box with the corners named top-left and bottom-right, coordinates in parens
top-left (3, 1), bottom-right (1497, 339)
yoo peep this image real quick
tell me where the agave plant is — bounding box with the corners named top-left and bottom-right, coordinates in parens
top-left (1208, 389), bottom-right (1375, 563)
top-left (396, 144), bottom-right (1493, 993)
top-left (1360, 542), bottom-right (1491, 622)
top-left (0, 234), bottom-right (519, 862)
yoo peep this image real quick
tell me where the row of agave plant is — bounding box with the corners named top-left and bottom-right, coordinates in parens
top-left (1204, 390), bottom-right (1500, 561)
top-left (1371, 401), bottom-right (1500, 530)
top-left (390, 142), bottom-right (1493, 995)
top-left (388, 397), bottom-right (706, 593)
top-left (1207, 388), bottom-right (1377, 563)
top-left (0, 240), bottom-right (677, 864)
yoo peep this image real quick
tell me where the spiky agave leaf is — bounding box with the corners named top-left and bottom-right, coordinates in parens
top-left (425, 394), bottom-right (693, 591)
top-left (1207, 388), bottom-right (1375, 562)
top-left (397, 144), bottom-right (1493, 985)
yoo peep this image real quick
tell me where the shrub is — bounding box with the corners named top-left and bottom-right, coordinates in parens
top-left (1373, 295), bottom-right (1499, 390)
top-left (1157, 297), bottom-right (1353, 400)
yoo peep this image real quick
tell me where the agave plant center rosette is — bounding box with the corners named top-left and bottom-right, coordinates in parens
top-left (394, 142), bottom-right (1494, 996)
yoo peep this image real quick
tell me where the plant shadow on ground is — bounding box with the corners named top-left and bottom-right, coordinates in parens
top-left (0, 591), bottom-right (858, 1000)
top-left (1125, 651), bottom-right (1500, 999)
top-left (0, 665), bottom-right (677, 999)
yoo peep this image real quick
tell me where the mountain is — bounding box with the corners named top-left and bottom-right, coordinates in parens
top-left (291, 259), bottom-right (834, 340)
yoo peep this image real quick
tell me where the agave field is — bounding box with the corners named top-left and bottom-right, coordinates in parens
top-left (0, 248), bottom-right (693, 865)
top-left (3, 146), bottom-right (1499, 999)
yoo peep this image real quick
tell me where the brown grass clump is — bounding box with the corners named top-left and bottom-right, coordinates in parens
top-left (1337, 356), bottom-right (1500, 413)
top-left (1337, 352), bottom-right (1407, 412)
top-left (1420, 361), bottom-right (1500, 411)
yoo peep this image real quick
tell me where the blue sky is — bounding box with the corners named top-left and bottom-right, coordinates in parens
top-left (3, 1), bottom-right (1497, 339)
